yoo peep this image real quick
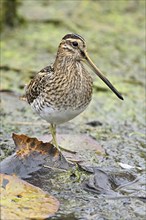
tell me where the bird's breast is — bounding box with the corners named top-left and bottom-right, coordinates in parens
top-left (28, 61), bottom-right (93, 124)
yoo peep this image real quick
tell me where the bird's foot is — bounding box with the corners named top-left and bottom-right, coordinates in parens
top-left (59, 146), bottom-right (76, 154)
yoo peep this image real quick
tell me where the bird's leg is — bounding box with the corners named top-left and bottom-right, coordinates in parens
top-left (50, 124), bottom-right (60, 151)
top-left (50, 124), bottom-right (74, 164)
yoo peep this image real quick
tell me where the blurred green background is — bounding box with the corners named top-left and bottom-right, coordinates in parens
top-left (1, 0), bottom-right (145, 95)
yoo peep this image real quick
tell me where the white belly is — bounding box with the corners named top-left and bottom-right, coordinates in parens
top-left (31, 104), bottom-right (87, 125)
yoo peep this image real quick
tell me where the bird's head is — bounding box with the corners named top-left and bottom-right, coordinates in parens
top-left (58, 33), bottom-right (86, 60)
top-left (58, 33), bottom-right (123, 100)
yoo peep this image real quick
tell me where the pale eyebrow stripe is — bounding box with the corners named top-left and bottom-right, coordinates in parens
top-left (62, 34), bottom-right (85, 43)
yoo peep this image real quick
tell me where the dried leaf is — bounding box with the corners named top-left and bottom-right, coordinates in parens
top-left (1, 173), bottom-right (60, 220)
top-left (13, 133), bottom-right (58, 157)
top-left (0, 133), bottom-right (72, 178)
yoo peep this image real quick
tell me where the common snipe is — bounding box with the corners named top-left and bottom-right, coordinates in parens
top-left (25, 33), bottom-right (123, 150)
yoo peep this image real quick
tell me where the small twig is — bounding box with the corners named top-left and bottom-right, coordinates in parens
top-left (43, 165), bottom-right (67, 172)
top-left (115, 177), bottom-right (139, 191)
top-left (68, 159), bottom-right (83, 163)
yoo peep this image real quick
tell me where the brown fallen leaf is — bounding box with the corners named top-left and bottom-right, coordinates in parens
top-left (1, 133), bottom-right (73, 178)
top-left (1, 173), bottom-right (60, 220)
top-left (12, 133), bottom-right (59, 157)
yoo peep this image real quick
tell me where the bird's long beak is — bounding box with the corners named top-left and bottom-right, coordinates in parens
top-left (83, 51), bottom-right (124, 100)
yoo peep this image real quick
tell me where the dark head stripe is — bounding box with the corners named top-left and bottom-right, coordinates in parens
top-left (62, 33), bottom-right (85, 42)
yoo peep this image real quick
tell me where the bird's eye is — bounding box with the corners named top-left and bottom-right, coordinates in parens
top-left (72, 41), bottom-right (78, 47)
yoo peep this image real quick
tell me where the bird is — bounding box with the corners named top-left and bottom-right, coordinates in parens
top-left (25, 33), bottom-right (123, 151)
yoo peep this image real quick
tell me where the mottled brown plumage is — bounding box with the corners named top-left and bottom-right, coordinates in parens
top-left (25, 33), bottom-right (123, 150)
